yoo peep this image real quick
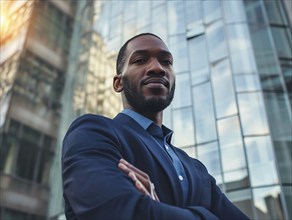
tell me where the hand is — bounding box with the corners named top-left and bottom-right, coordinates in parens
top-left (118, 158), bottom-right (160, 201)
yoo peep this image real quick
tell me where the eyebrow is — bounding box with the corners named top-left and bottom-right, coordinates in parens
top-left (130, 50), bottom-right (173, 58)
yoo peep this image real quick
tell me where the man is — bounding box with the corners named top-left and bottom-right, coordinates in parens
top-left (62, 33), bottom-right (250, 220)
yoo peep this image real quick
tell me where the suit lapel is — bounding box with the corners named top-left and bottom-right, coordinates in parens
top-left (114, 113), bottom-right (183, 205)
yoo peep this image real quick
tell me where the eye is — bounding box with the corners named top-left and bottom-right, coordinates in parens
top-left (162, 59), bottom-right (173, 66)
top-left (133, 58), bottom-right (146, 64)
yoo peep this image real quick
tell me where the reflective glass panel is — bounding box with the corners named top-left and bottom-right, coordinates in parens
top-left (218, 116), bottom-right (245, 172)
top-left (167, 1), bottom-right (185, 34)
top-left (185, 1), bottom-right (203, 29)
top-left (203, 0), bottom-right (221, 24)
top-left (227, 24), bottom-right (257, 74)
top-left (253, 186), bottom-right (285, 220)
top-left (249, 25), bottom-right (278, 74)
top-left (223, 0), bottom-right (246, 23)
top-left (123, 1), bottom-right (135, 21)
top-left (137, 1), bottom-right (150, 29)
top-left (181, 146), bottom-right (196, 159)
top-left (238, 92), bottom-right (269, 135)
top-left (271, 27), bottom-right (292, 58)
top-left (211, 59), bottom-right (237, 118)
top-left (224, 168), bottom-right (249, 191)
top-left (151, 4), bottom-right (167, 41)
top-left (169, 35), bottom-right (189, 73)
top-left (172, 107), bottom-right (195, 147)
top-left (264, 0), bottom-right (288, 25)
top-left (197, 142), bottom-right (221, 175)
top-left (283, 186), bottom-right (292, 219)
top-left (172, 73), bottom-right (191, 108)
top-left (227, 189), bottom-right (253, 219)
top-left (193, 83), bottom-right (217, 143)
top-left (123, 19), bottom-right (136, 43)
top-left (206, 21), bottom-right (228, 62)
top-left (235, 74), bottom-right (261, 92)
top-left (188, 35), bottom-right (210, 85)
top-left (244, 0), bottom-right (266, 25)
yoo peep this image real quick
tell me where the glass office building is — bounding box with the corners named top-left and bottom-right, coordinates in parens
top-left (0, 1), bottom-right (76, 219)
top-left (48, 1), bottom-right (291, 219)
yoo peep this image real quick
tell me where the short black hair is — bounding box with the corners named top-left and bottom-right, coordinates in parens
top-left (116, 33), bottom-right (162, 75)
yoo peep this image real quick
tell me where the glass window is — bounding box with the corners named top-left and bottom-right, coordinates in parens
top-left (253, 186), bottom-right (285, 220)
top-left (151, 4), bottom-right (167, 42)
top-left (188, 35), bottom-right (210, 85)
top-left (238, 92), bottom-right (269, 136)
top-left (192, 83), bottom-right (217, 143)
top-left (227, 24), bottom-right (257, 74)
top-left (15, 140), bottom-right (39, 180)
top-left (206, 21), bottom-right (228, 62)
top-left (169, 35), bottom-right (189, 74)
top-left (123, 1), bottom-right (135, 21)
top-left (185, 1), bottom-right (203, 29)
top-left (264, 0), bottom-right (288, 25)
top-left (227, 189), bottom-right (253, 219)
top-left (167, 1), bottom-right (185, 35)
top-left (203, 0), bottom-right (221, 24)
top-left (260, 74), bottom-right (285, 92)
top-left (197, 142), bottom-right (221, 176)
top-left (235, 74), bottom-right (261, 92)
top-left (172, 73), bottom-right (191, 108)
top-left (281, 64), bottom-right (292, 94)
top-left (245, 136), bottom-right (279, 187)
top-left (211, 59), bottom-right (237, 118)
top-left (249, 25), bottom-right (278, 74)
top-left (244, 0), bottom-right (266, 25)
top-left (123, 19), bottom-right (136, 43)
top-left (223, 0), bottom-right (246, 23)
top-left (271, 27), bottom-right (292, 58)
top-left (283, 186), bottom-right (292, 219)
top-left (152, 0), bottom-right (164, 8)
top-left (224, 168), bottom-right (249, 191)
top-left (217, 116), bottom-right (246, 172)
top-left (172, 107), bottom-right (195, 147)
top-left (137, 1), bottom-right (150, 29)
top-left (37, 149), bottom-right (53, 184)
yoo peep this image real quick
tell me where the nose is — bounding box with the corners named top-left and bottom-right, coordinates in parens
top-left (146, 58), bottom-right (166, 75)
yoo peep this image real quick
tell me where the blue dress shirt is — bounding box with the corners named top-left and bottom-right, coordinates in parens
top-left (121, 109), bottom-right (189, 201)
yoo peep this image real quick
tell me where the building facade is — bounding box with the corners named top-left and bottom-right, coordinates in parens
top-left (51, 0), bottom-right (291, 219)
top-left (0, 1), bottom-right (77, 219)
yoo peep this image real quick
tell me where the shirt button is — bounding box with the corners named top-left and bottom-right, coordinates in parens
top-left (179, 175), bottom-right (184, 181)
top-left (165, 145), bottom-right (169, 150)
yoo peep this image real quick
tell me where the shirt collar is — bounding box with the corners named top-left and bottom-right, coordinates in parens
top-left (121, 108), bottom-right (173, 139)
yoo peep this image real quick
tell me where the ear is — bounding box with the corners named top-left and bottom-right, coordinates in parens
top-left (113, 74), bottom-right (123, 92)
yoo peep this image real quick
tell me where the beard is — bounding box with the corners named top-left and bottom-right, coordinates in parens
top-left (122, 75), bottom-right (175, 113)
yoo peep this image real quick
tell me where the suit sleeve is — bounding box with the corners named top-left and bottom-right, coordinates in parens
top-left (62, 115), bottom-right (220, 220)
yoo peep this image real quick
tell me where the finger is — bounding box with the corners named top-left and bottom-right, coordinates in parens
top-left (118, 162), bottom-right (131, 174)
top-left (120, 159), bottom-right (148, 179)
top-left (129, 172), bottom-right (151, 197)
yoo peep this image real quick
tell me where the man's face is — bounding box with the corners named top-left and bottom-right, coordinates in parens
top-left (119, 35), bottom-right (175, 113)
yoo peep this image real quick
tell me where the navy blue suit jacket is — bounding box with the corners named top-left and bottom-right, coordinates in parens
top-left (62, 113), bottom-right (250, 220)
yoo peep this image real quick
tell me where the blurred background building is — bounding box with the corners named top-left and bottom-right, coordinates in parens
top-left (0, 0), bottom-right (291, 220)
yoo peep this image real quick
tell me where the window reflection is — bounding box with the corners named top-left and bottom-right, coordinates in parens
top-left (227, 189), bottom-right (253, 219)
top-left (227, 24), bottom-right (257, 74)
top-left (224, 168), bottom-right (249, 191)
top-left (203, 0), bottom-right (221, 24)
top-left (192, 83), bottom-right (217, 143)
top-left (185, 1), bottom-right (203, 29)
top-left (151, 4), bottom-right (167, 41)
top-left (271, 27), bottom-right (292, 58)
top-left (238, 92), bottom-right (269, 135)
top-left (253, 186), bottom-right (285, 220)
top-left (169, 35), bottom-right (189, 73)
top-left (172, 107), bottom-right (195, 147)
top-left (188, 35), bottom-right (210, 85)
top-left (264, 0), bottom-right (288, 25)
top-left (197, 142), bottom-right (221, 176)
top-left (218, 116), bottom-right (246, 172)
top-left (212, 59), bottom-right (237, 118)
top-left (206, 21), bottom-right (228, 62)
top-left (223, 0), bottom-right (246, 23)
top-left (235, 74), bottom-right (261, 92)
top-left (167, 1), bottom-right (185, 34)
top-left (172, 73), bottom-right (191, 108)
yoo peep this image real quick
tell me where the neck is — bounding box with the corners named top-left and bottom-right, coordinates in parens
top-left (123, 105), bottom-right (163, 127)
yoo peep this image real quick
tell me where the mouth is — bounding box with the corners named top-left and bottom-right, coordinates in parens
top-left (142, 77), bottom-right (169, 88)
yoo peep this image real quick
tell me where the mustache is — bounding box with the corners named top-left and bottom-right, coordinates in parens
top-left (141, 76), bottom-right (170, 88)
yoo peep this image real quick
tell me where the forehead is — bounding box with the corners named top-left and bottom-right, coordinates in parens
top-left (125, 35), bottom-right (170, 57)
